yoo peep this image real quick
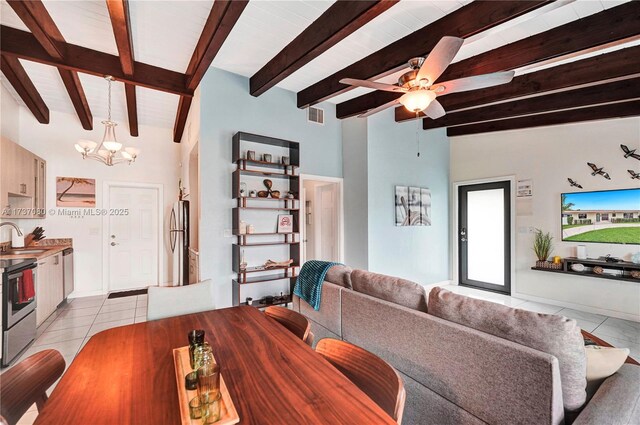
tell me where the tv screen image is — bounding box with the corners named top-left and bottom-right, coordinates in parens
top-left (561, 188), bottom-right (640, 244)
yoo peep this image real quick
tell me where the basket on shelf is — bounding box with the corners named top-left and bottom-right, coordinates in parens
top-left (535, 260), bottom-right (562, 270)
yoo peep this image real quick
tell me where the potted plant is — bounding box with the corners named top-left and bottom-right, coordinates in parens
top-left (533, 229), bottom-right (555, 269)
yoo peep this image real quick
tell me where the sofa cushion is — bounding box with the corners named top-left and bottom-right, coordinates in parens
top-left (428, 287), bottom-right (587, 412)
top-left (325, 265), bottom-right (352, 289)
top-left (351, 270), bottom-right (428, 312)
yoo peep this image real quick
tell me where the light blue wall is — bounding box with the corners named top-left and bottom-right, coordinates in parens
top-left (366, 109), bottom-right (450, 285)
top-left (199, 68), bottom-right (342, 307)
top-left (342, 117), bottom-right (369, 269)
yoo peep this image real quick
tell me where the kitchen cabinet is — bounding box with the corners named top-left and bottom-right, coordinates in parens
top-left (36, 253), bottom-right (64, 327)
top-left (0, 137), bottom-right (47, 219)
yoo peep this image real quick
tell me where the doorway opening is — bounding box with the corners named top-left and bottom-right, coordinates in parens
top-left (103, 182), bottom-right (163, 293)
top-left (300, 175), bottom-right (344, 264)
top-left (455, 178), bottom-right (513, 295)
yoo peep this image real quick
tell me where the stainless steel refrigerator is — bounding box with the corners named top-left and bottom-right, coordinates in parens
top-left (169, 200), bottom-right (189, 286)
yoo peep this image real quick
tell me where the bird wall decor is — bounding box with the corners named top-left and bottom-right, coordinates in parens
top-left (587, 162), bottom-right (611, 180)
top-left (621, 144), bottom-right (640, 160)
top-left (567, 178), bottom-right (583, 188)
top-left (628, 170), bottom-right (640, 180)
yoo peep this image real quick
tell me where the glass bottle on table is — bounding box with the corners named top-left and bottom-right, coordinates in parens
top-left (193, 343), bottom-right (214, 371)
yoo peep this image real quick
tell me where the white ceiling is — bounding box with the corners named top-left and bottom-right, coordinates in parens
top-left (0, 0), bottom-right (634, 131)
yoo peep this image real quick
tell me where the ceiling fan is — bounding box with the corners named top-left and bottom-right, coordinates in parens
top-left (340, 36), bottom-right (515, 119)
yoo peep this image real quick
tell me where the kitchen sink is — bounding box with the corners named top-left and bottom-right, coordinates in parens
top-left (5, 249), bottom-right (48, 255)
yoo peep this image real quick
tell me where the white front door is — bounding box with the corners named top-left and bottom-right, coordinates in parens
top-left (317, 183), bottom-right (338, 262)
top-left (108, 186), bottom-right (159, 291)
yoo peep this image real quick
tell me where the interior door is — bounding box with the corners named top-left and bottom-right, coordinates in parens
top-left (458, 181), bottom-right (511, 294)
top-left (108, 186), bottom-right (159, 291)
top-left (317, 183), bottom-right (338, 262)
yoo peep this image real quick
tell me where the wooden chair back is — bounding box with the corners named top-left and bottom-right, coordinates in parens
top-left (315, 338), bottom-right (406, 424)
top-left (264, 306), bottom-right (311, 343)
top-left (0, 349), bottom-right (65, 425)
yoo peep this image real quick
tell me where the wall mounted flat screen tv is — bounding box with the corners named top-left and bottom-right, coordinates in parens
top-left (561, 188), bottom-right (640, 244)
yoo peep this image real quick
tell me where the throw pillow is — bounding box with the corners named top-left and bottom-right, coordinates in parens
top-left (351, 270), bottom-right (428, 312)
top-left (324, 265), bottom-right (353, 289)
top-left (585, 345), bottom-right (629, 381)
top-left (428, 287), bottom-right (587, 412)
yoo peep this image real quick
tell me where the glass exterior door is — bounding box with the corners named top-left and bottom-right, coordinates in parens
top-left (458, 181), bottom-right (511, 294)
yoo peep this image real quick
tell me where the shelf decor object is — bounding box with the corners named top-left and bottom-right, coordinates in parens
top-left (231, 132), bottom-right (300, 308)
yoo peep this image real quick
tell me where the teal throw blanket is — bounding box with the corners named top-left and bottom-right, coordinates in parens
top-left (294, 260), bottom-right (341, 311)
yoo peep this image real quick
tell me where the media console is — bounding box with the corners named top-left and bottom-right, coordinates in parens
top-left (532, 257), bottom-right (640, 283)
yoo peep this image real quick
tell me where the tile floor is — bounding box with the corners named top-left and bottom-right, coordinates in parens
top-left (5, 286), bottom-right (640, 424)
top-left (4, 293), bottom-right (147, 425)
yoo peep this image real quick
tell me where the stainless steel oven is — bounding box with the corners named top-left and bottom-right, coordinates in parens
top-left (2, 258), bottom-right (37, 367)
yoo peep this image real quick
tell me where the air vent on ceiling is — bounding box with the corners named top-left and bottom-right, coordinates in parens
top-left (308, 106), bottom-right (324, 125)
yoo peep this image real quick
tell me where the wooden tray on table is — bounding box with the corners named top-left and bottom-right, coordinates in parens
top-left (172, 346), bottom-right (240, 425)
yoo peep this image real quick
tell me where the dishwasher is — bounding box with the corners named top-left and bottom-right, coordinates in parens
top-left (63, 248), bottom-right (74, 299)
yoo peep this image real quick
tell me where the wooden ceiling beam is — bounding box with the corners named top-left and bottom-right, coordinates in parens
top-left (422, 77), bottom-right (640, 129)
top-left (250, 0), bottom-right (398, 97)
top-left (446, 100), bottom-right (640, 137)
top-left (396, 46), bottom-right (640, 122)
top-left (339, 1), bottom-right (640, 119)
top-left (1, 26), bottom-right (191, 97)
top-left (174, 0), bottom-right (248, 143)
top-left (0, 54), bottom-right (49, 124)
top-left (7, 0), bottom-right (92, 129)
top-left (106, 0), bottom-right (138, 136)
top-left (297, 0), bottom-right (553, 108)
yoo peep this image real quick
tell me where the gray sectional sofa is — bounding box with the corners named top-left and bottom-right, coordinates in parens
top-left (292, 267), bottom-right (640, 425)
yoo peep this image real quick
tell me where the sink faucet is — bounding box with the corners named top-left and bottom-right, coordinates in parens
top-left (0, 222), bottom-right (23, 236)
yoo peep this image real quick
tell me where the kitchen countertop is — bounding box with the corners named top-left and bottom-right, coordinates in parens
top-left (0, 245), bottom-right (71, 261)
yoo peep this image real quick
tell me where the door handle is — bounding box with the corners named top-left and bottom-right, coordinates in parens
top-left (111, 242), bottom-right (118, 246)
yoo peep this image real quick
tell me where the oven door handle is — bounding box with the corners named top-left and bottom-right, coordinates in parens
top-left (7, 264), bottom-right (37, 280)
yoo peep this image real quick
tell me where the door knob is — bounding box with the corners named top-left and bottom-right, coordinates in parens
top-left (111, 242), bottom-right (118, 246)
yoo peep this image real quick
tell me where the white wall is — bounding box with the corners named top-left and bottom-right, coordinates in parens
top-left (0, 84), bottom-right (20, 142)
top-left (3, 108), bottom-right (180, 297)
top-left (450, 117), bottom-right (640, 320)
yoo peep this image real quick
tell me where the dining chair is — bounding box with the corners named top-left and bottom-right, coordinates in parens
top-left (315, 338), bottom-right (406, 424)
top-left (0, 349), bottom-right (66, 425)
top-left (264, 306), bottom-right (313, 346)
top-left (147, 279), bottom-right (215, 321)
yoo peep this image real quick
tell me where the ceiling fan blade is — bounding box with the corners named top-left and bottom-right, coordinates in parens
top-left (358, 99), bottom-right (401, 118)
top-left (424, 99), bottom-right (446, 120)
top-left (340, 78), bottom-right (407, 93)
top-left (432, 71), bottom-right (515, 96)
top-left (416, 36), bottom-right (464, 85)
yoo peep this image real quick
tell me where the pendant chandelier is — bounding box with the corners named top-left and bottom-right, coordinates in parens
top-left (74, 76), bottom-right (140, 166)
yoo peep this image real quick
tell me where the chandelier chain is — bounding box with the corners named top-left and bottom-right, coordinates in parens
top-left (107, 77), bottom-right (112, 121)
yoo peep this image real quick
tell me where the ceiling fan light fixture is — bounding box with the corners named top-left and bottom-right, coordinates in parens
top-left (399, 90), bottom-right (436, 113)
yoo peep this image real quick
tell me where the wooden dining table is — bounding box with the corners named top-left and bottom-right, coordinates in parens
top-left (34, 306), bottom-right (396, 424)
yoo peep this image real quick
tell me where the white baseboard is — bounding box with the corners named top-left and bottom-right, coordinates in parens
top-left (68, 289), bottom-right (106, 299)
top-left (422, 280), bottom-right (453, 290)
top-left (512, 291), bottom-right (640, 323)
